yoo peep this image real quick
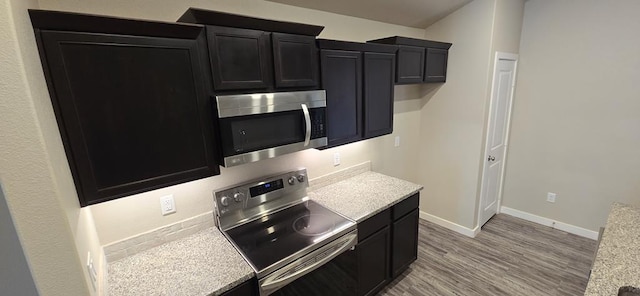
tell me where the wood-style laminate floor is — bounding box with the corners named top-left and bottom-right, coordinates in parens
top-left (380, 214), bottom-right (597, 296)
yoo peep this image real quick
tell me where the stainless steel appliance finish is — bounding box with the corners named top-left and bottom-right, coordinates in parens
top-left (216, 91), bottom-right (328, 167)
top-left (213, 169), bottom-right (357, 296)
top-left (216, 90), bottom-right (327, 118)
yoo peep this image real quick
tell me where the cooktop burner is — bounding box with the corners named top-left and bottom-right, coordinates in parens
top-left (225, 200), bottom-right (353, 274)
top-left (293, 214), bottom-right (335, 236)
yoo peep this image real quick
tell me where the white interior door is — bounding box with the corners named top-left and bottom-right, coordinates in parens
top-left (479, 53), bottom-right (517, 227)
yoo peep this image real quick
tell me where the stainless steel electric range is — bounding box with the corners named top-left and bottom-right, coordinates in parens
top-left (213, 169), bottom-right (357, 296)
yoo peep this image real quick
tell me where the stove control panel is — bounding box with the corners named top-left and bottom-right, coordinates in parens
top-left (213, 169), bottom-right (309, 230)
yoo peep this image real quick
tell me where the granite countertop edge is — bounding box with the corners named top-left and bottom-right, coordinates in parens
top-left (107, 171), bottom-right (422, 296)
top-left (584, 202), bottom-right (640, 296)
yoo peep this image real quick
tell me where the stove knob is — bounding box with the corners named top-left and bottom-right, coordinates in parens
top-left (220, 196), bottom-right (230, 207)
top-left (288, 176), bottom-right (296, 185)
top-left (297, 174), bottom-right (305, 183)
top-left (233, 192), bottom-right (245, 202)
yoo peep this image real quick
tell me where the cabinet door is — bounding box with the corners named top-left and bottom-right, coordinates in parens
top-left (320, 49), bottom-right (362, 147)
top-left (357, 226), bottom-right (390, 296)
top-left (396, 45), bottom-right (425, 84)
top-left (39, 30), bottom-right (218, 206)
top-left (391, 209), bottom-right (419, 278)
top-left (424, 48), bottom-right (448, 82)
top-left (272, 33), bottom-right (319, 88)
top-left (221, 278), bottom-right (258, 296)
top-left (363, 52), bottom-right (395, 139)
top-left (207, 26), bottom-right (272, 90)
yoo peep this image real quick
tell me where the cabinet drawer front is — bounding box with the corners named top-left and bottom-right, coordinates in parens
top-left (392, 193), bottom-right (419, 220)
top-left (358, 208), bottom-right (391, 242)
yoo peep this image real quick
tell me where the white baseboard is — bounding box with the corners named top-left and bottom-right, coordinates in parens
top-left (419, 210), bottom-right (480, 238)
top-left (500, 206), bottom-right (598, 240)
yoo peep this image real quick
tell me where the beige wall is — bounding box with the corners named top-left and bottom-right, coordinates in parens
top-left (502, 0), bottom-right (640, 231)
top-left (0, 0), bottom-right (93, 295)
top-left (416, 0), bottom-right (524, 230)
top-left (417, 0), bottom-right (495, 230)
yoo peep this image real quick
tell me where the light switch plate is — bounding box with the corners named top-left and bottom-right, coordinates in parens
top-left (546, 192), bottom-right (556, 203)
top-left (161, 195), bottom-right (176, 215)
top-left (333, 152), bottom-right (341, 166)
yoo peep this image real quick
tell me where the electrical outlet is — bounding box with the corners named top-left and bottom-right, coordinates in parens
top-left (86, 252), bottom-right (97, 291)
top-left (394, 136), bottom-right (400, 147)
top-left (546, 192), bottom-right (557, 203)
top-left (333, 152), bottom-right (341, 166)
top-left (160, 194), bottom-right (176, 215)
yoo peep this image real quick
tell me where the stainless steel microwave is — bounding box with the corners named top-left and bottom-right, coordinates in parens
top-left (216, 90), bottom-right (327, 167)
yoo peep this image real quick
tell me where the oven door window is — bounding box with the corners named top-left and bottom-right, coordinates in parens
top-left (220, 110), bottom-right (305, 155)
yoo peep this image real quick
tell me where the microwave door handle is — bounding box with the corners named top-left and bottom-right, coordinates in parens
top-left (301, 103), bottom-right (311, 146)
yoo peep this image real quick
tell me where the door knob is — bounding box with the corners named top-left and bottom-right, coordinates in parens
top-left (488, 156), bottom-right (496, 161)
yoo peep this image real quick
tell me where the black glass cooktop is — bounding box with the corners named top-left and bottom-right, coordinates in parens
top-left (225, 200), bottom-right (354, 273)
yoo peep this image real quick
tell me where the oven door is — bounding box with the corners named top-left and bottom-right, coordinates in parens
top-left (216, 91), bottom-right (327, 167)
top-left (262, 230), bottom-right (358, 296)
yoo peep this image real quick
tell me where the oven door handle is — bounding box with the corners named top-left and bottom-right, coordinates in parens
top-left (301, 103), bottom-right (311, 147)
top-left (259, 231), bottom-right (357, 296)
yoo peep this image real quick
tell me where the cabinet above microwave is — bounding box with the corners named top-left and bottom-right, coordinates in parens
top-left (178, 8), bottom-right (323, 94)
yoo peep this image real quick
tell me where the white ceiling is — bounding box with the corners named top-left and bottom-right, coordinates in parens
top-left (265, 0), bottom-right (472, 28)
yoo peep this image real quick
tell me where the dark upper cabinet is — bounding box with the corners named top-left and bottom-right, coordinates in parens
top-left (206, 26), bottom-right (272, 90)
top-left (425, 47), bottom-right (449, 82)
top-left (396, 45), bottom-right (425, 84)
top-left (272, 33), bottom-right (319, 88)
top-left (320, 49), bottom-right (363, 147)
top-left (30, 10), bottom-right (220, 206)
top-left (178, 8), bottom-right (322, 93)
top-left (368, 36), bottom-right (452, 84)
top-left (318, 40), bottom-right (396, 148)
top-left (363, 52), bottom-right (395, 139)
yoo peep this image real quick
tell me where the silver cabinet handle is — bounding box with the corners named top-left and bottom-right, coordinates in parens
top-left (301, 103), bottom-right (311, 147)
top-left (488, 156), bottom-right (496, 161)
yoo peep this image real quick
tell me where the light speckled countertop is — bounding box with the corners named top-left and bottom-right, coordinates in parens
top-left (584, 202), bottom-right (640, 295)
top-left (309, 171), bottom-right (423, 222)
top-left (108, 228), bottom-right (253, 296)
top-left (107, 170), bottom-right (422, 295)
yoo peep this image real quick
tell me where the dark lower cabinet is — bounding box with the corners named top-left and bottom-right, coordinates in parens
top-left (357, 226), bottom-right (391, 296)
top-left (363, 52), bottom-right (395, 138)
top-left (221, 278), bottom-right (258, 296)
top-left (392, 209), bottom-right (419, 277)
top-left (30, 10), bottom-right (220, 206)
